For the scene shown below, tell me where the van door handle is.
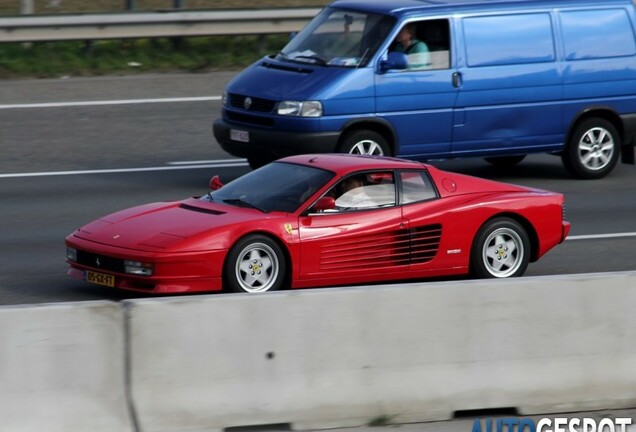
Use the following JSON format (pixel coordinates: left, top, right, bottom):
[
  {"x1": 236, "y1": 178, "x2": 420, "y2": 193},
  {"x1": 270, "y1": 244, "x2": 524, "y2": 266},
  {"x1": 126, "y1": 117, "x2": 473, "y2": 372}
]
[{"x1": 452, "y1": 72, "x2": 463, "y2": 88}]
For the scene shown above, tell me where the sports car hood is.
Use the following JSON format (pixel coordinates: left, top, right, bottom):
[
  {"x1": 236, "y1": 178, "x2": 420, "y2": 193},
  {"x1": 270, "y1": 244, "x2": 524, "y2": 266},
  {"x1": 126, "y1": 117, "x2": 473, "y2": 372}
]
[{"x1": 71, "y1": 198, "x2": 277, "y2": 252}]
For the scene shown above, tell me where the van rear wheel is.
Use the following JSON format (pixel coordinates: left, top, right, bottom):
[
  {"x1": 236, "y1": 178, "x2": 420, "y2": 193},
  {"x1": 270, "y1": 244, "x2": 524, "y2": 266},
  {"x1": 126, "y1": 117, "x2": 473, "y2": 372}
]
[
  {"x1": 339, "y1": 130, "x2": 390, "y2": 156},
  {"x1": 562, "y1": 118, "x2": 620, "y2": 179}
]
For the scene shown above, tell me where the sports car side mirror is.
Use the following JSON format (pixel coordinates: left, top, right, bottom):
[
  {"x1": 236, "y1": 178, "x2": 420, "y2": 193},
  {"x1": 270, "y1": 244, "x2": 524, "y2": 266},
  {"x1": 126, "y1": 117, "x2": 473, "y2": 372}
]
[
  {"x1": 311, "y1": 196, "x2": 336, "y2": 212},
  {"x1": 209, "y1": 175, "x2": 223, "y2": 190}
]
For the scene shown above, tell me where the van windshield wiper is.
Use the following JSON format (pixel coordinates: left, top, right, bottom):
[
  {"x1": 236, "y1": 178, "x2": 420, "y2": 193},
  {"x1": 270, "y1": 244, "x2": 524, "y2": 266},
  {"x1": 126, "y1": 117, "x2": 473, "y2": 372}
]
[
  {"x1": 293, "y1": 55, "x2": 328, "y2": 66},
  {"x1": 223, "y1": 198, "x2": 267, "y2": 213}
]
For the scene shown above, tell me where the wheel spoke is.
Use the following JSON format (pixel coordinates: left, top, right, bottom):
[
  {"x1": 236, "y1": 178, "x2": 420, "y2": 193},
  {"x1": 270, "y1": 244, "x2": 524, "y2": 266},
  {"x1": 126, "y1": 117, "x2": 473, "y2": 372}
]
[
  {"x1": 242, "y1": 272, "x2": 259, "y2": 287},
  {"x1": 581, "y1": 152, "x2": 594, "y2": 165},
  {"x1": 352, "y1": 143, "x2": 365, "y2": 154},
  {"x1": 494, "y1": 258, "x2": 506, "y2": 271},
  {"x1": 260, "y1": 256, "x2": 273, "y2": 271},
  {"x1": 597, "y1": 153, "x2": 610, "y2": 166},
  {"x1": 239, "y1": 259, "x2": 253, "y2": 274},
  {"x1": 601, "y1": 142, "x2": 614, "y2": 152},
  {"x1": 504, "y1": 239, "x2": 517, "y2": 255},
  {"x1": 500, "y1": 252, "x2": 517, "y2": 269}
]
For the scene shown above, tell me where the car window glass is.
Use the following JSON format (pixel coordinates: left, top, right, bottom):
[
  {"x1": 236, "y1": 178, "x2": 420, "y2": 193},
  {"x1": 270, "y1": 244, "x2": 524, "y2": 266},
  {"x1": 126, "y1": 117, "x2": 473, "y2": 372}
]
[
  {"x1": 279, "y1": 7, "x2": 395, "y2": 68},
  {"x1": 399, "y1": 170, "x2": 437, "y2": 204},
  {"x1": 390, "y1": 19, "x2": 451, "y2": 70},
  {"x1": 207, "y1": 162, "x2": 334, "y2": 213},
  {"x1": 324, "y1": 171, "x2": 396, "y2": 212}
]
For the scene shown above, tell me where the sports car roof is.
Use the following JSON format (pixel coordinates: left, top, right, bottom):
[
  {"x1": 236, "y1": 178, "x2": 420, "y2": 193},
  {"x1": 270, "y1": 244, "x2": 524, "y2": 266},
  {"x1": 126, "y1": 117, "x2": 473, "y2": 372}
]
[{"x1": 279, "y1": 154, "x2": 428, "y2": 173}]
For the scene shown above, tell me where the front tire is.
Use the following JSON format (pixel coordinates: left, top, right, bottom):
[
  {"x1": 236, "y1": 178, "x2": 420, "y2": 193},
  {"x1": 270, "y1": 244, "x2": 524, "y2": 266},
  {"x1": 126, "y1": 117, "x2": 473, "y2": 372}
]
[
  {"x1": 338, "y1": 130, "x2": 390, "y2": 156},
  {"x1": 471, "y1": 218, "x2": 530, "y2": 279},
  {"x1": 247, "y1": 155, "x2": 272, "y2": 170},
  {"x1": 224, "y1": 235, "x2": 286, "y2": 293},
  {"x1": 562, "y1": 118, "x2": 620, "y2": 179}
]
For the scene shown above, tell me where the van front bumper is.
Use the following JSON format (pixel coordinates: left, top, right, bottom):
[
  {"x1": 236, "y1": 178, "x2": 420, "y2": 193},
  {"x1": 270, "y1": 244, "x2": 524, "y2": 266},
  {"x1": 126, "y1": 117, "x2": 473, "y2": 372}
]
[{"x1": 213, "y1": 118, "x2": 340, "y2": 159}]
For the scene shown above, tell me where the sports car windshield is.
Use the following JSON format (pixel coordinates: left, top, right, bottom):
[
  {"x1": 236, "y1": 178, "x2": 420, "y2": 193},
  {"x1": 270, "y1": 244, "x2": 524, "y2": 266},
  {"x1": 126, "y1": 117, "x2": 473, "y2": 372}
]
[
  {"x1": 203, "y1": 162, "x2": 335, "y2": 213},
  {"x1": 276, "y1": 7, "x2": 395, "y2": 68}
]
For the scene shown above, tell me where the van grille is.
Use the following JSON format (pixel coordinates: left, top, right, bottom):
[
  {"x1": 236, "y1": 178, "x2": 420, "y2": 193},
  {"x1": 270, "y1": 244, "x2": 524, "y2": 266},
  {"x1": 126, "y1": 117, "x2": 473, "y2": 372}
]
[
  {"x1": 226, "y1": 111, "x2": 275, "y2": 127},
  {"x1": 228, "y1": 94, "x2": 276, "y2": 113}
]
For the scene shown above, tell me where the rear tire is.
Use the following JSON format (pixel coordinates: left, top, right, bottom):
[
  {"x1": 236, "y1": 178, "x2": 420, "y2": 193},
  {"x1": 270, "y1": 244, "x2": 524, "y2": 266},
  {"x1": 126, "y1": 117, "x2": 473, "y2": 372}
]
[
  {"x1": 471, "y1": 218, "x2": 530, "y2": 279},
  {"x1": 562, "y1": 118, "x2": 620, "y2": 179},
  {"x1": 338, "y1": 130, "x2": 390, "y2": 156}
]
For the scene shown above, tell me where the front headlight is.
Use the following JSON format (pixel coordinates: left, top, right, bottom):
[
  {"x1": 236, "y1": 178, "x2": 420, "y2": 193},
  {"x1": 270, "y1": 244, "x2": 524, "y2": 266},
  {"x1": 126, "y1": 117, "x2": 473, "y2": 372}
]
[
  {"x1": 66, "y1": 246, "x2": 77, "y2": 262},
  {"x1": 124, "y1": 260, "x2": 154, "y2": 276},
  {"x1": 221, "y1": 91, "x2": 228, "y2": 106},
  {"x1": 277, "y1": 100, "x2": 323, "y2": 117}
]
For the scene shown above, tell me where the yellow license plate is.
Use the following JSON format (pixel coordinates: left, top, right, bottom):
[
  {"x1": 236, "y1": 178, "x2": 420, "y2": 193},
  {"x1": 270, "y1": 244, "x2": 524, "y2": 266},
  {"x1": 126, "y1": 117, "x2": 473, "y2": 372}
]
[{"x1": 85, "y1": 270, "x2": 115, "y2": 288}]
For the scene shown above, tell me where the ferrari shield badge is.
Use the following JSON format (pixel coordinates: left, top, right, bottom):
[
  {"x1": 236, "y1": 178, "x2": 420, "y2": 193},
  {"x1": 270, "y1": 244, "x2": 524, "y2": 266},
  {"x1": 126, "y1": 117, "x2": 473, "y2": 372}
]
[{"x1": 284, "y1": 223, "x2": 293, "y2": 235}]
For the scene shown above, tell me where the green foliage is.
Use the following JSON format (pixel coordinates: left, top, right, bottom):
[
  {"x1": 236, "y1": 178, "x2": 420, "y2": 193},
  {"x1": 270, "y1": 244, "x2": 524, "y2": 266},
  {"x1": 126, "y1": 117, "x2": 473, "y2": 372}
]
[{"x1": 0, "y1": 35, "x2": 289, "y2": 78}]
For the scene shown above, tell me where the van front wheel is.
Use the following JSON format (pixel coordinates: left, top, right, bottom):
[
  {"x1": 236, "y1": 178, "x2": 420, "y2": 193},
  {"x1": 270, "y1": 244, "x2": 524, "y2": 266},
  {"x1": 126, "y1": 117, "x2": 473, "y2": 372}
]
[
  {"x1": 339, "y1": 130, "x2": 390, "y2": 156},
  {"x1": 562, "y1": 118, "x2": 620, "y2": 179}
]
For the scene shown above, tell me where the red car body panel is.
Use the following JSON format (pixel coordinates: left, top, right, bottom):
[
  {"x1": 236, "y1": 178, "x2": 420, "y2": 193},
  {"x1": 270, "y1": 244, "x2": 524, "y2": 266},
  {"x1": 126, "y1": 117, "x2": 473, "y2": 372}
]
[{"x1": 66, "y1": 154, "x2": 570, "y2": 293}]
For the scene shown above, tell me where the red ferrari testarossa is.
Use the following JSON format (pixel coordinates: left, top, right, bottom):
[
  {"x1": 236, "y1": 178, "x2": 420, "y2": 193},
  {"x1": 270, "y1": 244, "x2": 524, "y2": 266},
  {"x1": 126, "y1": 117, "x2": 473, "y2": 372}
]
[{"x1": 66, "y1": 154, "x2": 570, "y2": 294}]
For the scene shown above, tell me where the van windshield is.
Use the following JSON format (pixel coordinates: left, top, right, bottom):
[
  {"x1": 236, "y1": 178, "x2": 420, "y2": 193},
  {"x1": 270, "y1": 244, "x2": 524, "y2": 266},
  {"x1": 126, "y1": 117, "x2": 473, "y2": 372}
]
[{"x1": 277, "y1": 7, "x2": 395, "y2": 68}]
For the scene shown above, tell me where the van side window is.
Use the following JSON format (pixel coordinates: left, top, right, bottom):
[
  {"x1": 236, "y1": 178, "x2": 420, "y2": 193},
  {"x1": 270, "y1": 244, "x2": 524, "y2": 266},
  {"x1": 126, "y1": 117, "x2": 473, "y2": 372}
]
[
  {"x1": 391, "y1": 19, "x2": 451, "y2": 70},
  {"x1": 560, "y1": 9, "x2": 636, "y2": 60},
  {"x1": 463, "y1": 13, "x2": 555, "y2": 67}
]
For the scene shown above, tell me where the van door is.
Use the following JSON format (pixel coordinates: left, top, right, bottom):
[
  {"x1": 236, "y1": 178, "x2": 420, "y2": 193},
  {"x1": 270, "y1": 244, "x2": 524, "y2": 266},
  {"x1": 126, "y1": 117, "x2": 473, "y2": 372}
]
[
  {"x1": 375, "y1": 18, "x2": 458, "y2": 159},
  {"x1": 452, "y1": 12, "x2": 563, "y2": 156}
]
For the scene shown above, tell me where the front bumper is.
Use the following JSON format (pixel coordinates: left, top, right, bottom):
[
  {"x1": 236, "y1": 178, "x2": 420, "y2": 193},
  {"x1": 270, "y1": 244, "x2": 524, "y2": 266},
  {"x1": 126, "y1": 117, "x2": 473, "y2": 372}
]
[
  {"x1": 213, "y1": 118, "x2": 340, "y2": 159},
  {"x1": 66, "y1": 237, "x2": 226, "y2": 294}
]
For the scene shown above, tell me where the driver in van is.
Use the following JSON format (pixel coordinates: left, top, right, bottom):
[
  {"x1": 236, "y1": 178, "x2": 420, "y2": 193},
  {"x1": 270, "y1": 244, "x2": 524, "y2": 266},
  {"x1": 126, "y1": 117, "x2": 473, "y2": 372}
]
[{"x1": 392, "y1": 23, "x2": 430, "y2": 69}]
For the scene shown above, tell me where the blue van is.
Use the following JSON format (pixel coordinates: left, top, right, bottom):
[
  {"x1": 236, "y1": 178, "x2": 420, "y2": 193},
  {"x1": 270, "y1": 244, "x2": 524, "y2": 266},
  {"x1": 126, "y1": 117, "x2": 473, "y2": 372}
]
[{"x1": 213, "y1": 0, "x2": 636, "y2": 179}]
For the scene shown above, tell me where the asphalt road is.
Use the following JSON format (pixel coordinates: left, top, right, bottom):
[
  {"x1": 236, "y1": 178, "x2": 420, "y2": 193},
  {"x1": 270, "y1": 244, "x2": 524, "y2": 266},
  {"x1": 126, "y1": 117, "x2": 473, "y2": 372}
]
[{"x1": 1, "y1": 72, "x2": 635, "y2": 306}]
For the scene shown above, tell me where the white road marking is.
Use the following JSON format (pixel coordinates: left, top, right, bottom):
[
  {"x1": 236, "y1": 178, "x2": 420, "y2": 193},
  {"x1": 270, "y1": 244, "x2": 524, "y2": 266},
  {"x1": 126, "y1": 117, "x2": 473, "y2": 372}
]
[
  {"x1": 0, "y1": 160, "x2": 248, "y2": 178},
  {"x1": 567, "y1": 232, "x2": 636, "y2": 241},
  {"x1": 0, "y1": 96, "x2": 220, "y2": 110},
  {"x1": 167, "y1": 159, "x2": 240, "y2": 165}
]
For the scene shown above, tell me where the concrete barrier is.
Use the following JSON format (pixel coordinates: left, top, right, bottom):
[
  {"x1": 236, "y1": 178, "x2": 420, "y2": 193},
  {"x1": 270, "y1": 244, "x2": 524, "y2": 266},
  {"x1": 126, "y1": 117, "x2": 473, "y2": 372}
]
[
  {"x1": 127, "y1": 272, "x2": 636, "y2": 432},
  {"x1": 0, "y1": 301, "x2": 133, "y2": 432}
]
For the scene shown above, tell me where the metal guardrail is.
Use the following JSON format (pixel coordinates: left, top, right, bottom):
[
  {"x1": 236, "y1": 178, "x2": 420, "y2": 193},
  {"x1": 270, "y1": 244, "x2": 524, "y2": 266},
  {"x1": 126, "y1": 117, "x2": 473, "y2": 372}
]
[{"x1": 0, "y1": 8, "x2": 321, "y2": 42}]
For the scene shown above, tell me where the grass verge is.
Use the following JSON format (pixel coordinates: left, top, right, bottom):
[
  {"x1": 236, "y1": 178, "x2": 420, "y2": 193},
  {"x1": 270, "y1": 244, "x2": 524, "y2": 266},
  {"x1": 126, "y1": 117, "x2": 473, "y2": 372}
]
[{"x1": 0, "y1": 34, "x2": 289, "y2": 79}]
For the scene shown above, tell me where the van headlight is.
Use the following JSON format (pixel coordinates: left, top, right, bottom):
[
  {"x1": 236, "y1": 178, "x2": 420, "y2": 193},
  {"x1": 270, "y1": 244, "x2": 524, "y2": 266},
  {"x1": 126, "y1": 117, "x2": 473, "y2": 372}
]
[
  {"x1": 221, "y1": 91, "x2": 228, "y2": 106},
  {"x1": 277, "y1": 101, "x2": 323, "y2": 117}
]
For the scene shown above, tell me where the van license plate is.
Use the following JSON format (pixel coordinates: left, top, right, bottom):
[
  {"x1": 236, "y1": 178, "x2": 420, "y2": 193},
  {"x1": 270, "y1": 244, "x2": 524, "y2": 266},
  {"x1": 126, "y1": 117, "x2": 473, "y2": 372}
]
[
  {"x1": 85, "y1": 270, "x2": 115, "y2": 288},
  {"x1": 230, "y1": 129, "x2": 249, "y2": 143}
]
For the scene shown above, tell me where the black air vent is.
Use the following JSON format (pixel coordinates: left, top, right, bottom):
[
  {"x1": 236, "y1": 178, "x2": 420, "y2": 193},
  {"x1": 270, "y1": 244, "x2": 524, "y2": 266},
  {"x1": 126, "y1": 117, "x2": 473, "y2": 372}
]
[
  {"x1": 179, "y1": 204, "x2": 225, "y2": 215},
  {"x1": 226, "y1": 111, "x2": 275, "y2": 127},
  {"x1": 260, "y1": 61, "x2": 313, "y2": 74}
]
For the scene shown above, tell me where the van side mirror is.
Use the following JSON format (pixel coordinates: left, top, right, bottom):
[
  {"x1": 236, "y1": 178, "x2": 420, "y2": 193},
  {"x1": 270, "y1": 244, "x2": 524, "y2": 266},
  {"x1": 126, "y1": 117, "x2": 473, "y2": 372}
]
[
  {"x1": 311, "y1": 196, "x2": 336, "y2": 212},
  {"x1": 209, "y1": 175, "x2": 223, "y2": 190},
  {"x1": 380, "y1": 52, "x2": 408, "y2": 72}
]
